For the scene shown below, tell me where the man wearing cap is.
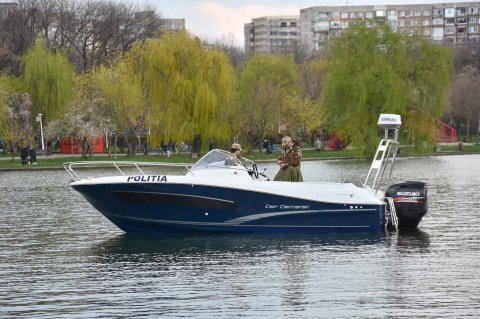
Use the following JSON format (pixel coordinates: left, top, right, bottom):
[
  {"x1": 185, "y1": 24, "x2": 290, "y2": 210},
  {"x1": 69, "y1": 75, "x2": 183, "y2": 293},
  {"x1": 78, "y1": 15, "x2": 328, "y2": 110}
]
[
  {"x1": 274, "y1": 136, "x2": 303, "y2": 182},
  {"x1": 225, "y1": 143, "x2": 242, "y2": 166}
]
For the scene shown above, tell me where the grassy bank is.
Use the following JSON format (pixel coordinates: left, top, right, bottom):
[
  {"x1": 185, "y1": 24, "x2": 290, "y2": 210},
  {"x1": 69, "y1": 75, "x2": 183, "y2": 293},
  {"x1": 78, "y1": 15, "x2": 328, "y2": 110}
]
[{"x1": 1, "y1": 143, "x2": 479, "y2": 170}]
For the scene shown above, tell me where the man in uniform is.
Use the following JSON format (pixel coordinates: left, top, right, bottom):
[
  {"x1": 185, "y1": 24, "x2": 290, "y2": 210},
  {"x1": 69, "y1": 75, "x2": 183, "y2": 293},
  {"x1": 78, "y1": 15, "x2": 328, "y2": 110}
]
[
  {"x1": 225, "y1": 143, "x2": 242, "y2": 166},
  {"x1": 274, "y1": 136, "x2": 303, "y2": 182}
]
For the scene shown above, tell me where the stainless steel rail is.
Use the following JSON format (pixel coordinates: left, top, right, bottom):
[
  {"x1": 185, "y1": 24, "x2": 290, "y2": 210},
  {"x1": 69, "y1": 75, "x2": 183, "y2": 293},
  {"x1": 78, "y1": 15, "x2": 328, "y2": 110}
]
[{"x1": 63, "y1": 161, "x2": 192, "y2": 182}]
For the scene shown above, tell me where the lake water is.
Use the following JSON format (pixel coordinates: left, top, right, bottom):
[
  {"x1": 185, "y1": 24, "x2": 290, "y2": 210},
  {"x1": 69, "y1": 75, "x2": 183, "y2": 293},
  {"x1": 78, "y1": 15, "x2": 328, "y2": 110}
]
[{"x1": 0, "y1": 154, "x2": 479, "y2": 318}]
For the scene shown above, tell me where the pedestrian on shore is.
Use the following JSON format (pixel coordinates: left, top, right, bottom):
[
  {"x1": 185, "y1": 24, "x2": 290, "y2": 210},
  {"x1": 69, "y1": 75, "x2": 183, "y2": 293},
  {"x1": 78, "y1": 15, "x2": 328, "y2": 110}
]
[
  {"x1": 47, "y1": 140, "x2": 52, "y2": 155},
  {"x1": 29, "y1": 147, "x2": 37, "y2": 165},
  {"x1": 314, "y1": 137, "x2": 323, "y2": 152},
  {"x1": 274, "y1": 136, "x2": 303, "y2": 182},
  {"x1": 20, "y1": 146, "x2": 28, "y2": 165}
]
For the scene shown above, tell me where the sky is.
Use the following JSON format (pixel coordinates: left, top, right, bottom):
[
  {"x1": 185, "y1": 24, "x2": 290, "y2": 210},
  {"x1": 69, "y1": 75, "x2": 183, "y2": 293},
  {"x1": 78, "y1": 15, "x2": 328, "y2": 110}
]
[{"x1": 130, "y1": 0, "x2": 475, "y2": 46}]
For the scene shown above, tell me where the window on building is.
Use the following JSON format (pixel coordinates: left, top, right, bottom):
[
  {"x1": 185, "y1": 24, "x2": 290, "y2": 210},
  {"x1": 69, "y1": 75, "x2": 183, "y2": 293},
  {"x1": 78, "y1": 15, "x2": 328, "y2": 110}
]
[
  {"x1": 433, "y1": 9, "x2": 443, "y2": 17},
  {"x1": 469, "y1": 35, "x2": 480, "y2": 43},
  {"x1": 470, "y1": 17, "x2": 478, "y2": 24},
  {"x1": 456, "y1": 8, "x2": 466, "y2": 16},
  {"x1": 457, "y1": 17, "x2": 467, "y2": 24},
  {"x1": 366, "y1": 12, "x2": 374, "y2": 19},
  {"x1": 444, "y1": 8, "x2": 455, "y2": 18},
  {"x1": 290, "y1": 22, "x2": 297, "y2": 27},
  {"x1": 350, "y1": 12, "x2": 357, "y2": 19},
  {"x1": 358, "y1": 12, "x2": 364, "y2": 18},
  {"x1": 414, "y1": 10, "x2": 421, "y2": 16},
  {"x1": 280, "y1": 22, "x2": 287, "y2": 27},
  {"x1": 423, "y1": 20, "x2": 430, "y2": 26},
  {"x1": 270, "y1": 31, "x2": 278, "y2": 36},
  {"x1": 389, "y1": 20, "x2": 397, "y2": 28},
  {"x1": 330, "y1": 21, "x2": 341, "y2": 29},
  {"x1": 423, "y1": 10, "x2": 431, "y2": 16},
  {"x1": 341, "y1": 21, "x2": 349, "y2": 29},
  {"x1": 469, "y1": 26, "x2": 478, "y2": 33},
  {"x1": 445, "y1": 26, "x2": 455, "y2": 34},
  {"x1": 424, "y1": 28, "x2": 431, "y2": 36},
  {"x1": 388, "y1": 10, "x2": 397, "y2": 17},
  {"x1": 445, "y1": 18, "x2": 455, "y2": 25},
  {"x1": 332, "y1": 12, "x2": 340, "y2": 18},
  {"x1": 341, "y1": 12, "x2": 348, "y2": 19},
  {"x1": 433, "y1": 18, "x2": 444, "y2": 25},
  {"x1": 398, "y1": 20, "x2": 405, "y2": 28},
  {"x1": 468, "y1": 7, "x2": 479, "y2": 15},
  {"x1": 376, "y1": 10, "x2": 385, "y2": 17},
  {"x1": 399, "y1": 11, "x2": 406, "y2": 17}
]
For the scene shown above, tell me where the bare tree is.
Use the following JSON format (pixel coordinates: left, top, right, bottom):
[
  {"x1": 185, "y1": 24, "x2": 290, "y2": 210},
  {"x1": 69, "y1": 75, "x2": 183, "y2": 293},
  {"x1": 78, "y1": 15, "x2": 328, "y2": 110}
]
[
  {"x1": 447, "y1": 66, "x2": 480, "y2": 143},
  {"x1": 210, "y1": 34, "x2": 246, "y2": 70},
  {"x1": 0, "y1": 0, "x2": 163, "y2": 73}
]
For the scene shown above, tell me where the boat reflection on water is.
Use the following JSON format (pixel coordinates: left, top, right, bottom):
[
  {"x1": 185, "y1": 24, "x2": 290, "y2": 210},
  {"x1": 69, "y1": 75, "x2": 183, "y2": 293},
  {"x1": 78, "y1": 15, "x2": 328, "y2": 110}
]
[
  {"x1": 88, "y1": 230, "x2": 430, "y2": 263},
  {"x1": 386, "y1": 229, "x2": 431, "y2": 252}
]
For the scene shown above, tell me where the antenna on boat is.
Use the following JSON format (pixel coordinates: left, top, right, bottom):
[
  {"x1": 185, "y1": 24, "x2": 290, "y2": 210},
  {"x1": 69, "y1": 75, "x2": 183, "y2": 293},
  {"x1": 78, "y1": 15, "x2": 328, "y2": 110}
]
[{"x1": 363, "y1": 114, "x2": 401, "y2": 196}]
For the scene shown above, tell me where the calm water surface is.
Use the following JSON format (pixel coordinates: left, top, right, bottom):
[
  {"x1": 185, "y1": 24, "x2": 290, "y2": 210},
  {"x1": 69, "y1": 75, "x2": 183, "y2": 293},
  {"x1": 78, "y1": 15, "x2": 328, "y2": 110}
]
[{"x1": 0, "y1": 154, "x2": 479, "y2": 318}]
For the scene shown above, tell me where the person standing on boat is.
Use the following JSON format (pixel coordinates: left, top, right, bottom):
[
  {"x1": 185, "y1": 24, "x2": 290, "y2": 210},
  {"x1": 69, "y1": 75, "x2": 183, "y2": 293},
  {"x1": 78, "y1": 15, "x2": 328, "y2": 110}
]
[
  {"x1": 225, "y1": 143, "x2": 242, "y2": 166},
  {"x1": 274, "y1": 136, "x2": 303, "y2": 182}
]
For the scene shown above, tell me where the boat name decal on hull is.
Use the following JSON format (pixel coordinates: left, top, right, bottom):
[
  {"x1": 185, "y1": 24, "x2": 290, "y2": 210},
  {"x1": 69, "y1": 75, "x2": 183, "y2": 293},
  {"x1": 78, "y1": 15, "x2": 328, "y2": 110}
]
[
  {"x1": 127, "y1": 175, "x2": 167, "y2": 182},
  {"x1": 265, "y1": 204, "x2": 310, "y2": 209}
]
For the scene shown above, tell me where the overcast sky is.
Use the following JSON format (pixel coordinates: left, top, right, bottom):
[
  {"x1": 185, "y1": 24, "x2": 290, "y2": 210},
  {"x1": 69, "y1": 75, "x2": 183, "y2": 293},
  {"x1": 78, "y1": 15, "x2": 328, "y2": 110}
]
[{"x1": 130, "y1": 0, "x2": 475, "y2": 46}]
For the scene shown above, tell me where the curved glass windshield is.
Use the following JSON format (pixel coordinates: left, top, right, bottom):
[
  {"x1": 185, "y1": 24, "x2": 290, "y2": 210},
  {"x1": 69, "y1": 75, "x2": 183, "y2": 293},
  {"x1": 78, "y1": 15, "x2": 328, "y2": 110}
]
[{"x1": 191, "y1": 149, "x2": 255, "y2": 170}]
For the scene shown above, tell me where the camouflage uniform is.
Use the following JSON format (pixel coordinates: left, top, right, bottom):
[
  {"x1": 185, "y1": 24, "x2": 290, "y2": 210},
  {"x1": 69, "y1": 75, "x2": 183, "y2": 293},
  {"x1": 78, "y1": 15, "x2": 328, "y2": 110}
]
[
  {"x1": 274, "y1": 145, "x2": 303, "y2": 182},
  {"x1": 225, "y1": 155, "x2": 240, "y2": 166}
]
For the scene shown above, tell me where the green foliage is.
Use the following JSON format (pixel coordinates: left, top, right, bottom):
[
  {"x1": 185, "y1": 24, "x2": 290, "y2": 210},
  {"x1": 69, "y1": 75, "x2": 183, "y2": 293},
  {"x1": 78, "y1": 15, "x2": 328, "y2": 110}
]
[
  {"x1": 79, "y1": 58, "x2": 145, "y2": 135},
  {"x1": 0, "y1": 74, "x2": 33, "y2": 147},
  {"x1": 21, "y1": 39, "x2": 75, "y2": 124},
  {"x1": 322, "y1": 25, "x2": 453, "y2": 155},
  {"x1": 130, "y1": 32, "x2": 237, "y2": 147},
  {"x1": 282, "y1": 94, "x2": 322, "y2": 137},
  {"x1": 238, "y1": 53, "x2": 300, "y2": 149}
]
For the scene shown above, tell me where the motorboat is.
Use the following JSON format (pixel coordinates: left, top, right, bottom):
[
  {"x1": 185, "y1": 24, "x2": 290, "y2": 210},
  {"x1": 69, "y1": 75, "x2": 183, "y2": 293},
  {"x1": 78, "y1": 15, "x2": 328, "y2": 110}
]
[{"x1": 64, "y1": 114, "x2": 428, "y2": 234}]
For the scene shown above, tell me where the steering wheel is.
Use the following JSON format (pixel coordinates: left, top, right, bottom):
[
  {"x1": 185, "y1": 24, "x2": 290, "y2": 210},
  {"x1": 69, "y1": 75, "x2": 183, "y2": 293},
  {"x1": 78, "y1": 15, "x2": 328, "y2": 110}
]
[{"x1": 251, "y1": 163, "x2": 259, "y2": 179}]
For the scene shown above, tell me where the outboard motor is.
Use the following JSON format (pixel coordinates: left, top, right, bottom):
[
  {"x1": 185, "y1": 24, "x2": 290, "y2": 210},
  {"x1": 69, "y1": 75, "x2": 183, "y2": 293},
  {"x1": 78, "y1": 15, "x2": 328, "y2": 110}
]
[{"x1": 385, "y1": 181, "x2": 428, "y2": 229}]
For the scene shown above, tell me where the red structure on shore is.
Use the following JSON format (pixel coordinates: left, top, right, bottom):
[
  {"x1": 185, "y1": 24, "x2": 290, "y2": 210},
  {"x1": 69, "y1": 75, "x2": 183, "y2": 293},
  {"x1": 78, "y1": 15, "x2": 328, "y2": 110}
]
[{"x1": 59, "y1": 136, "x2": 105, "y2": 154}]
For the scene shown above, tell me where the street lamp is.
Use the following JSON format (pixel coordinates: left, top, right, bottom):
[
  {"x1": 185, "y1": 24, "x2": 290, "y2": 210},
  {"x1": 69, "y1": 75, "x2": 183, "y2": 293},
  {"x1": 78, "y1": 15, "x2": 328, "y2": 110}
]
[{"x1": 36, "y1": 113, "x2": 45, "y2": 151}]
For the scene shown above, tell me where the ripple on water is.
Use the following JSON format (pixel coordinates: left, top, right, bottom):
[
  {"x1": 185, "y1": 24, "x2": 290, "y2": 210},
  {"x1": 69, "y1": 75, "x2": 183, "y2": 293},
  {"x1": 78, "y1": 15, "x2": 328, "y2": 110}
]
[{"x1": 0, "y1": 155, "x2": 479, "y2": 318}]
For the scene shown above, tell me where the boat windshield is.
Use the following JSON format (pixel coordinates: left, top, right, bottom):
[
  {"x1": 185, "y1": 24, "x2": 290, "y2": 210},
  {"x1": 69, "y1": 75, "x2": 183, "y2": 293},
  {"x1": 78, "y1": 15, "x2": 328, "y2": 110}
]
[{"x1": 191, "y1": 149, "x2": 255, "y2": 170}]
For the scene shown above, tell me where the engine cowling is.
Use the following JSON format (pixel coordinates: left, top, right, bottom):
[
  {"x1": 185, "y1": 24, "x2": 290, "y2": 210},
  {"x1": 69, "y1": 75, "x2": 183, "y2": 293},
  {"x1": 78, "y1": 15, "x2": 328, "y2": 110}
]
[{"x1": 385, "y1": 181, "x2": 428, "y2": 229}]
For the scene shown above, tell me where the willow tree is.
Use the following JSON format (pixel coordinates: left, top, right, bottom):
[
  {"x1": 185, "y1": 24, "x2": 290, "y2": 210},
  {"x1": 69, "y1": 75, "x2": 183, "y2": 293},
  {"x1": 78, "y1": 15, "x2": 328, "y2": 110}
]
[
  {"x1": 322, "y1": 24, "x2": 452, "y2": 155},
  {"x1": 77, "y1": 58, "x2": 146, "y2": 157},
  {"x1": 21, "y1": 39, "x2": 75, "y2": 124},
  {"x1": 129, "y1": 31, "x2": 237, "y2": 151},
  {"x1": 238, "y1": 53, "x2": 300, "y2": 151}
]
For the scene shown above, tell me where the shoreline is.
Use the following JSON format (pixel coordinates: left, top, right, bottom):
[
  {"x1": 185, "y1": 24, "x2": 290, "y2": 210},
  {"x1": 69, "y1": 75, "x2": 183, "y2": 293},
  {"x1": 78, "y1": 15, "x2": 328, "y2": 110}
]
[{"x1": 1, "y1": 150, "x2": 479, "y2": 172}]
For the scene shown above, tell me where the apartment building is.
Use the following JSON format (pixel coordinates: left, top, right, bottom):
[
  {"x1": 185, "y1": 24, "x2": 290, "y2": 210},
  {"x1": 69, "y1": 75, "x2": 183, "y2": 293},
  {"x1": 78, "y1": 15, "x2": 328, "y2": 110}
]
[
  {"x1": 244, "y1": 16, "x2": 300, "y2": 55},
  {"x1": 245, "y1": 2, "x2": 480, "y2": 53}
]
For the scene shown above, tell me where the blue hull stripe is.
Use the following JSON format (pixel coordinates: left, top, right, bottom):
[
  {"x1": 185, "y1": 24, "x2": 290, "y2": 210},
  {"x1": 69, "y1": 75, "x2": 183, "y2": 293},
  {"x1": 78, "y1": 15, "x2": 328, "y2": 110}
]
[
  {"x1": 103, "y1": 211, "x2": 372, "y2": 228},
  {"x1": 226, "y1": 209, "x2": 376, "y2": 224}
]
